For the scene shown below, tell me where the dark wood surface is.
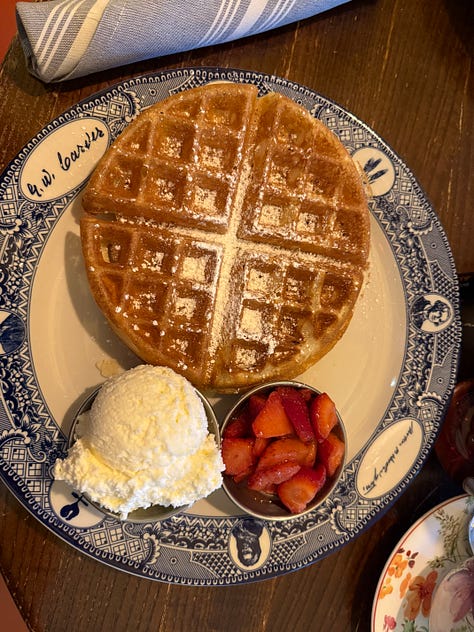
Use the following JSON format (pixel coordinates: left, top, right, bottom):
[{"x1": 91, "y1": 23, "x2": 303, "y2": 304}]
[{"x1": 0, "y1": 0, "x2": 472, "y2": 630}]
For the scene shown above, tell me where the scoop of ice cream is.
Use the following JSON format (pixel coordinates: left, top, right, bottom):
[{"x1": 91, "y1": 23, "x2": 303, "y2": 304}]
[
  {"x1": 53, "y1": 365, "x2": 224, "y2": 518},
  {"x1": 85, "y1": 364, "x2": 208, "y2": 473}
]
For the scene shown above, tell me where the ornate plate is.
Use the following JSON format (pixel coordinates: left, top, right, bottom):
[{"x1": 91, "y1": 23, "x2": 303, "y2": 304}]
[
  {"x1": 371, "y1": 494, "x2": 474, "y2": 630},
  {"x1": 0, "y1": 68, "x2": 461, "y2": 584}
]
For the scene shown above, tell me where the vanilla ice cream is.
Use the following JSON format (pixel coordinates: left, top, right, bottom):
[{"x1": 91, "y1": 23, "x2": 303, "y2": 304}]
[{"x1": 53, "y1": 365, "x2": 224, "y2": 518}]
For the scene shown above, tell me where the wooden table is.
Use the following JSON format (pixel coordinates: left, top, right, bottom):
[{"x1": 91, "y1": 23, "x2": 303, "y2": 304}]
[{"x1": 0, "y1": 0, "x2": 472, "y2": 630}]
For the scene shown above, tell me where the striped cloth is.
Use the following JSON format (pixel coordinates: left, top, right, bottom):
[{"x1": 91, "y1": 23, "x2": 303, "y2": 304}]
[{"x1": 16, "y1": 0, "x2": 349, "y2": 83}]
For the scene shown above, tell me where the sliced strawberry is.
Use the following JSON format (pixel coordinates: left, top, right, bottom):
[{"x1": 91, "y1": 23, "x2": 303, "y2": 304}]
[
  {"x1": 318, "y1": 432, "x2": 345, "y2": 477},
  {"x1": 253, "y1": 436, "x2": 270, "y2": 459},
  {"x1": 256, "y1": 437, "x2": 316, "y2": 471},
  {"x1": 299, "y1": 388, "x2": 314, "y2": 402},
  {"x1": 310, "y1": 392, "x2": 338, "y2": 442},
  {"x1": 277, "y1": 463, "x2": 327, "y2": 514},
  {"x1": 260, "y1": 482, "x2": 278, "y2": 495},
  {"x1": 247, "y1": 461, "x2": 301, "y2": 491},
  {"x1": 252, "y1": 390, "x2": 294, "y2": 438},
  {"x1": 222, "y1": 410, "x2": 252, "y2": 438},
  {"x1": 277, "y1": 386, "x2": 315, "y2": 443},
  {"x1": 248, "y1": 393, "x2": 267, "y2": 420},
  {"x1": 233, "y1": 468, "x2": 253, "y2": 484},
  {"x1": 221, "y1": 437, "x2": 255, "y2": 477},
  {"x1": 304, "y1": 440, "x2": 317, "y2": 467}
]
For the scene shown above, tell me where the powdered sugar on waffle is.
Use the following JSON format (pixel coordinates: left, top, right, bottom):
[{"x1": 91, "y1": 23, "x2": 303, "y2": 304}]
[{"x1": 80, "y1": 84, "x2": 370, "y2": 391}]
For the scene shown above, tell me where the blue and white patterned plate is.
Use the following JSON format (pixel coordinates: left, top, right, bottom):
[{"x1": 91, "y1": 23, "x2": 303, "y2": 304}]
[{"x1": 0, "y1": 68, "x2": 461, "y2": 585}]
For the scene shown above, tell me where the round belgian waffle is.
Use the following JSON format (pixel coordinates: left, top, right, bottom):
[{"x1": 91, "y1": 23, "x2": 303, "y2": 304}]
[{"x1": 80, "y1": 83, "x2": 370, "y2": 392}]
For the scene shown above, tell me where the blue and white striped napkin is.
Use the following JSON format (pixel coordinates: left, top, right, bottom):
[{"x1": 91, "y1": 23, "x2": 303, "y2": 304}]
[{"x1": 16, "y1": 0, "x2": 349, "y2": 83}]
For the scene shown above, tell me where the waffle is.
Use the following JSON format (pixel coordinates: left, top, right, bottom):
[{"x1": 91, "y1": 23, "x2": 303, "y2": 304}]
[{"x1": 80, "y1": 83, "x2": 370, "y2": 392}]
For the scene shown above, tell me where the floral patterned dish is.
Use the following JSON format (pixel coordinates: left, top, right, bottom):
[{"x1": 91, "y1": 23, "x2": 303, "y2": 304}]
[{"x1": 372, "y1": 494, "x2": 474, "y2": 631}]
